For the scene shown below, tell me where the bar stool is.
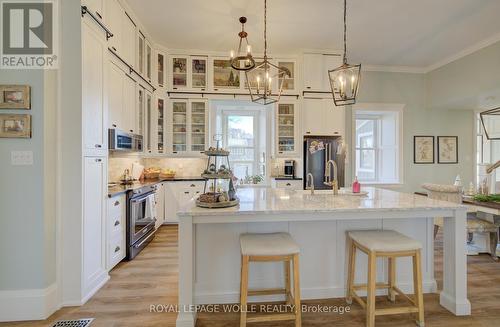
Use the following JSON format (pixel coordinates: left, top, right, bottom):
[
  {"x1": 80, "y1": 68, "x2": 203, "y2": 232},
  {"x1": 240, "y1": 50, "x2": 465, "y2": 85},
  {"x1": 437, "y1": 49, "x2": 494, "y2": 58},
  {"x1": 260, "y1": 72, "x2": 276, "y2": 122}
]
[
  {"x1": 346, "y1": 230, "x2": 425, "y2": 327},
  {"x1": 239, "y1": 232, "x2": 301, "y2": 327}
]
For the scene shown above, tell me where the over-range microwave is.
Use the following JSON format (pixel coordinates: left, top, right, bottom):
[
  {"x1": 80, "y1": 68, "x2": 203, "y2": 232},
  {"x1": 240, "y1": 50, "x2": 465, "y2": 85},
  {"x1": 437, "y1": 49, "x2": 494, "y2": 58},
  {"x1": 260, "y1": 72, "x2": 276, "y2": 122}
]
[{"x1": 109, "y1": 129, "x2": 143, "y2": 152}]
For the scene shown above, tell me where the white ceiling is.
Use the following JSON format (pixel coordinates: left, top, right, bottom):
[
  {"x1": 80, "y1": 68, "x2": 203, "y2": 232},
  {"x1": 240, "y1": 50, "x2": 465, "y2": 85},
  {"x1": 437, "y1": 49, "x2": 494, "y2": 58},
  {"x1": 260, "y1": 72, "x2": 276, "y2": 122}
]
[{"x1": 127, "y1": 0, "x2": 500, "y2": 71}]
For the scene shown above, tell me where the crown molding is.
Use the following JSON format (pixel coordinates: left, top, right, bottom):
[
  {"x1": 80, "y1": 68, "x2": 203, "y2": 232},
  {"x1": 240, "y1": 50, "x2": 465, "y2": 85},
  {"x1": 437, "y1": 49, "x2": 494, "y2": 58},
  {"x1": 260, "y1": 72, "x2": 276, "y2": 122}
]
[
  {"x1": 424, "y1": 31, "x2": 500, "y2": 73},
  {"x1": 362, "y1": 65, "x2": 426, "y2": 74}
]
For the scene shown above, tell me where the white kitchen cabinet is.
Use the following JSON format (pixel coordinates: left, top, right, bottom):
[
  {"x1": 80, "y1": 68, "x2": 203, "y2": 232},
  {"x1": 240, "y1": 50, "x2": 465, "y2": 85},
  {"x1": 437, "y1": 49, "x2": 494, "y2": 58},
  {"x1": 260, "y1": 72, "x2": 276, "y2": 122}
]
[
  {"x1": 83, "y1": 157, "x2": 107, "y2": 293},
  {"x1": 275, "y1": 102, "x2": 299, "y2": 156},
  {"x1": 121, "y1": 11, "x2": 136, "y2": 68},
  {"x1": 169, "y1": 99, "x2": 208, "y2": 155},
  {"x1": 149, "y1": 96, "x2": 166, "y2": 154},
  {"x1": 170, "y1": 56, "x2": 208, "y2": 90},
  {"x1": 322, "y1": 54, "x2": 342, "y2": 91},
  {"x1": 303, "y1": 53, "x2": 324, "y2": 91},
  {"x1": 106, "y1": 193, "x2": 126, "y2": 270},
  {"x1": 105, "y1": 0, "x2": 122, "y2": 55},
  {"x1": 82, "y1": 21, "x2": 107, "y2": 154},
  {"x1": 136, "y1": 85, "x2": 145, "y2": 136},
  {"x1": 108, "y1": 61, "x2": 137, "y2": 133},
  {"x1": 211, "y1": 57, "x2": 243, "y2": 91},
  {"x1": 164, "y1": 181, "x2": 204, "y2": 223},
  {"x1": 145, "y1": 39, "x2": 153, "y2": 83},
  {"x1": 145, "y1": 90, "x2": 153, "y2": 153},
  {"x1": 272, "y1": 179, "x2": 303, "y2": 190},
  {"x1": 303, "y1": 99, "x2": 345, "y2": 136},
  {"x1": 277, "y1": 60, "x2": 296, "y2": 92},
  {"x1": 156, "y1": 50, "x2": 166, "y2": 88},
  {"x1": 155, "y1": 182, "x2": 165, "y2": 229}
]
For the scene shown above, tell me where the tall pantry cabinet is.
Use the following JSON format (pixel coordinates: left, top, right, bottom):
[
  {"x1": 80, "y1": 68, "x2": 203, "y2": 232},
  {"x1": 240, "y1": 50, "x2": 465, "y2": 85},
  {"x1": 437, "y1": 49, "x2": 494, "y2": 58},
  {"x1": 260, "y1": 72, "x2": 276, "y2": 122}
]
[{"x1": 81, "y1": 13, "x2": 108, "y2": 298}]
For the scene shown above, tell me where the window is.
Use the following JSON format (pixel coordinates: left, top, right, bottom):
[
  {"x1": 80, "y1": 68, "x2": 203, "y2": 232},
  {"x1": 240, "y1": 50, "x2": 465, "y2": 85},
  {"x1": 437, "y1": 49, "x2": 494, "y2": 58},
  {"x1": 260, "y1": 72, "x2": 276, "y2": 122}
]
[{"x1": 353, "y1": 106, "x2": 402, "y2": 184}]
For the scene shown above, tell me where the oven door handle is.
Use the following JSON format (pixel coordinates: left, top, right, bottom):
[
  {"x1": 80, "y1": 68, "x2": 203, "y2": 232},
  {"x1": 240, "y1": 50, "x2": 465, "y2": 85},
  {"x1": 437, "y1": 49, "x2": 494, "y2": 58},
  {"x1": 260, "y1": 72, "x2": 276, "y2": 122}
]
[
  {"x1": 130, "y1": 193, "x2": 154, "y2": 203},
  {"x1": 134, "y1": 231, "x2": 155, "y2": 249}
]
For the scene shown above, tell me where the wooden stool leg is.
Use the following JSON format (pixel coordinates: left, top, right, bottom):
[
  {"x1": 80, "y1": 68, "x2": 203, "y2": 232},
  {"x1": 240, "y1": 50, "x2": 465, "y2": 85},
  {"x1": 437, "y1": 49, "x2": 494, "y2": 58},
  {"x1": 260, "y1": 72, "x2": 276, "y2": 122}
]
[
  {"x1": 293, "y1": 254, "x2": 302, "y2": 327},
  {"x1": 489, "y1": 231, "x2": 498, "y2": 261},
  {"x1": 366, "y1": 252, "x2": 377, "y2": 327},
  {"x1": 388, "y1": 256, "x2": 396, "y2": 302},
  {"x1": 284, "y1": 259, "x2": 292, "y2": 304},
  {"x1": 240, "y1": 255, "x2": 249, "y2": 327},
  {"x1": 413, "y1": 250, "x2": 425, "y2": 327},
  {"x1": 346, "y1": 239, "x2": 356, "y2": 305}
]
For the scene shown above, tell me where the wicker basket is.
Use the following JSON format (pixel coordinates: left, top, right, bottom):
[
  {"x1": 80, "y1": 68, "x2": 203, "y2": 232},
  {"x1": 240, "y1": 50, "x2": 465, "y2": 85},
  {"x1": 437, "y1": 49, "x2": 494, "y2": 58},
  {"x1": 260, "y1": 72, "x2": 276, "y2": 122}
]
[
  {"x1": 159, "y1": 173, "x2": 176, "y2": 179},
  {"x1": 144, "y1": 172, "x2": 160, "y2": 179}
]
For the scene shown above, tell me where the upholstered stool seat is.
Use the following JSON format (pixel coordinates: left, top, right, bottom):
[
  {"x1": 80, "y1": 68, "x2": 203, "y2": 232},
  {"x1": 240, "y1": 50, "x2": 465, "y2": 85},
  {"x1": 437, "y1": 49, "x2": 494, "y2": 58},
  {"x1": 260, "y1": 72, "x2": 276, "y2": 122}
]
[
  {"x1": 346, "y1": 230, "x2": 425, "y2": 327},
  {"x1": 239, "y1": 232, "x2": 302, "y2": 327},
  {"x1": 348, "y1": 230, "x2": 422, "y2": 252},
  {"x1": 240, "y1": 232, "x2": 301, "y2": 256}
]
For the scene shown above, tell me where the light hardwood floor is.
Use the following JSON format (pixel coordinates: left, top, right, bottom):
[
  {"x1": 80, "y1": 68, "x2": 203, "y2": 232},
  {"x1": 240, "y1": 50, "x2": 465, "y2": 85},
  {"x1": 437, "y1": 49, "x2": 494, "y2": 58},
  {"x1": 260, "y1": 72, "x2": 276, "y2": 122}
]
[{"x1": 3, "y1": 226, "x2": 500, "y2": 327}]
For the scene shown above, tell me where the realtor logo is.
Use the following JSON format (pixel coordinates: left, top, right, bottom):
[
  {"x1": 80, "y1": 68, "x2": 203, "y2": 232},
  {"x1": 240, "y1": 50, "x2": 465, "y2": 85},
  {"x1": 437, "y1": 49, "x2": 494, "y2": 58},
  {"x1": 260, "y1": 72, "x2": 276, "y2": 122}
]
[{"x1": 1, "y1": 0, "x2": 58, "y2": 69}]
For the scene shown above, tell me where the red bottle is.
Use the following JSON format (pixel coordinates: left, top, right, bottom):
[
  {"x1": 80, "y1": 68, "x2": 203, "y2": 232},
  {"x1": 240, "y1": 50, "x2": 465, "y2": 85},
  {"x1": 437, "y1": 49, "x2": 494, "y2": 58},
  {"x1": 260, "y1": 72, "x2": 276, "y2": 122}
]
[{"x1": 352, "y1": 176, "x2": 360, "y2": 193}]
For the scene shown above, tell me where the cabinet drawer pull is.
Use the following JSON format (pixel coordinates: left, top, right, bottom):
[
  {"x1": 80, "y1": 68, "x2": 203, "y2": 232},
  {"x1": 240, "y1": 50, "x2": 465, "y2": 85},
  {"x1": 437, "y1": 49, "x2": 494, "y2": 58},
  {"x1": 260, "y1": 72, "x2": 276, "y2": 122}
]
[
  {"x1": 306, "y1": 86, "x2": 311, "y2": 89},
  {"x1": 190, "y1": 184, "x2": 196, "y2": 187},
  {"x1": 114, "y1": 200, "x2": 120, "y2": 206},
  {"x1": 114, "y1": 220, "x2": 120, "y2": 226},
  {"x1": 184, "y1": 191, "x2": 190, "y2": 194},
  {"x1": 112, "y1": 124, "x2": 117, "y2": 127},
  {"x1": 95, "y1": 144, "x2": 102, "y2": 148},
  {"x1": 114, "y1": 246, "x2": 120, "y2": 253},
  {"x1": 286, "y1": 183, "x2": 291, "y2": 186},
  {"x1": 306, "y1": 131, "x2": 311, "y2": 134},
  {"x1": 95, "y1": 158, "x2": 102, "y2": 162}
]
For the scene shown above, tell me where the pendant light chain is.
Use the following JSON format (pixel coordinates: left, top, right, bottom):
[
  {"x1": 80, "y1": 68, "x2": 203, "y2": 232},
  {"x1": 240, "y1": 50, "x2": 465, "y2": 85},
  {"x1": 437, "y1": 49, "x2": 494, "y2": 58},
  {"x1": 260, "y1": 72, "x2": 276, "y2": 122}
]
[
  {"x1": 264, "y1": 0, "x2": 268, "y2": 59},
  {"x1": 343, "y1": 0, "x2": 347, "y2": 64}
]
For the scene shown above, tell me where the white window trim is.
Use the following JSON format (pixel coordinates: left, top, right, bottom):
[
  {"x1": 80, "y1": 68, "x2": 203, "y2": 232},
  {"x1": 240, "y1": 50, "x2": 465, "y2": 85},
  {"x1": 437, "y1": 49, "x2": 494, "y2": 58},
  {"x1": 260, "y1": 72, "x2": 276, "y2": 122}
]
[{"x1": 351, "y1": 103, "x2": 404, "y2": 185}]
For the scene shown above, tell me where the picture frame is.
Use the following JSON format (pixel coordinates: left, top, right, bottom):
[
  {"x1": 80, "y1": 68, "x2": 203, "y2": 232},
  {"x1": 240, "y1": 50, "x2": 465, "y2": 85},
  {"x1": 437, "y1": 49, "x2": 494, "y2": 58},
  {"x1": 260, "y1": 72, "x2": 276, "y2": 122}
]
[
  {"x1": 0, "y1": 114, "x2": 31, "y2": 138},
  {"x1": 414, "y1": 136, "x2": 434, "y2": 164},
  {"x1": 0, "y1": 85, "x2": 31, "y2": 110},
  {"x1": 437, "y1": 136, "x2": 458, "y2": 164}
]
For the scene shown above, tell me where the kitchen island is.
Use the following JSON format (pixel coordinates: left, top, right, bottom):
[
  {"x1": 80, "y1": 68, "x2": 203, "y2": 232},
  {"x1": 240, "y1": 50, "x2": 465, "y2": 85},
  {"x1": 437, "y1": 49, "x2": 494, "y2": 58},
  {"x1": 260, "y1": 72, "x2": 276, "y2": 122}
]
[{"x1": 176, "y1": 187, "x2": 470, "y2": 327}]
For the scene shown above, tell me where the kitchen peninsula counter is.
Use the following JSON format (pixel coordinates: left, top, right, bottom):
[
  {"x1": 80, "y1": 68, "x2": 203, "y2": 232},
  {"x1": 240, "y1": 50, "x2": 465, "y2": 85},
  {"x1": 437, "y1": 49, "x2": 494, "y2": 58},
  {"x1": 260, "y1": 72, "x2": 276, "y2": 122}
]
[{"x1": 176, "y1": 187, "x2": 470, "y2": 327}]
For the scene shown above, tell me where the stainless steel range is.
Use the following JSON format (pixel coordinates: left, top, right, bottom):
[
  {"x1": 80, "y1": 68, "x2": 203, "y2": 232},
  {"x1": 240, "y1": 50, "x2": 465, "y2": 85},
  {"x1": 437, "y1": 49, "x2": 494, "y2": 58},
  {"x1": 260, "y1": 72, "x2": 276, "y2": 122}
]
[{"x1": 126, "y1": 184, "x2": 157, "y2": 259}]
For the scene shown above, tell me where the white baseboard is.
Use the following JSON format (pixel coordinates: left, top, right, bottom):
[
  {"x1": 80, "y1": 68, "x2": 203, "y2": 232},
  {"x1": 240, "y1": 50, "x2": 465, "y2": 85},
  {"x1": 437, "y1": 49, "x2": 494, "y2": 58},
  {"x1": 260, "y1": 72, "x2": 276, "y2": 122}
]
[
  {"x1": 0, "y1": 283, "x2": 60, "y2": 322},
  {"x1": 195, "y1": 280, "x2": 437, "y2": 304}
]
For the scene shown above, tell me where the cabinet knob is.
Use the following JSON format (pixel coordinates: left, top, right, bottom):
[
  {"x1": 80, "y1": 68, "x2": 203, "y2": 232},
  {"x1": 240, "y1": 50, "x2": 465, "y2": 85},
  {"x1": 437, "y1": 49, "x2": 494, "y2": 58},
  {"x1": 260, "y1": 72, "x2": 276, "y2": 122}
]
[
  {"x1": 114, "y1": 200, "x2": 120, "y2": 206},
  {"x1": 286, "y1": 183, "x2": 291, "y2": 186},
  {"x1": 112, "y1": 124, "x2": 117, "y2": 128},
  {"x1": 114, "y1": 246, "x2": 120, "y2": 253},
  {"x1": 95, "y1": 158, "x2": 102, "y2": 162},
  {"x1": 190, "y1": 184, "x2": 196, "y2": 187},
  {"x1": 95, "y1": 144, "x2": 102, "y2": 148},
  {"x1": 114, "y1": 220, "x2": 120, "y2": 226},
  {"x1": 306, "y1": 86, "x2": 311, "y2": 89},
  {"x1": 130, "y1": 130, "x2": 134, "y2": 133}
]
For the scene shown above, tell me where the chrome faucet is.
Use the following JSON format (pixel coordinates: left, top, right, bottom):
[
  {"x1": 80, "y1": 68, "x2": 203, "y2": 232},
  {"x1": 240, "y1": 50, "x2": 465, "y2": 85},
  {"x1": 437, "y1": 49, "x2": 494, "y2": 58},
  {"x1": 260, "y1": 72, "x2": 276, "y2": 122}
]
[
  {"x1": 306, "y1": 173, "x2": 315, "y2": 195},
  {"x1": 324, "y1": 160, "x2": 339, "y2": 195}
]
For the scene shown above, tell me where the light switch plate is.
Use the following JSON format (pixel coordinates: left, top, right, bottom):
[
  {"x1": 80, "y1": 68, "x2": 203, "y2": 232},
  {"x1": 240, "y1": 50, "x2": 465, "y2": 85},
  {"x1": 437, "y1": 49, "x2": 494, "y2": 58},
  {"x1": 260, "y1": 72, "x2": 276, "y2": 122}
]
[{"x1": 11, "y1": 151, "x2": 33, "y2": 165}]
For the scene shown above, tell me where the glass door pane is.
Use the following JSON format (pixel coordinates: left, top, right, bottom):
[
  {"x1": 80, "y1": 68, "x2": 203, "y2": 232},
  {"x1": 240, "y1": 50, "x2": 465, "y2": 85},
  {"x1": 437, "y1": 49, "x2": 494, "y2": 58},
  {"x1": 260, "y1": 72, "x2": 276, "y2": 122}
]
[
  {"x1": 191, "y1": 102, "x2": 206, "y2": 152},
  {"x1": 278, "y1": 104, "x2": 295, "y2": 153},
  {"x1": 172, "y1": 101, "x2": 187, "y2": 153},
  {"x1": 172, "y1": 58, "x2": 187, "y2": 88},
  {"x1": 137, "y1": 87, "x2": 144, "y2": 136},
  {"x1": 157, "y1": 98, "x2": 164, "y2": 153},
  {"x1": 146, "y1": 92, "x2": 152, "y2": 152},
  {"x1": 213, "y1": 59, "x2": 240, "y2": 88},
  {"x1": 192, "y1": 58, "x2": 206, "y2": 88},
  {"x1": 138, "y1": 34, "x2": 144, "y2": 75},
  {"x1": 157, "y1": 53, "x2": 164, "y2": 87},
  {"x1": 146, "y1": 42, "x2": 152, "y2": 81},
  {"x1": 278, "y1": 61, "x2": 295, "y2": 90}
]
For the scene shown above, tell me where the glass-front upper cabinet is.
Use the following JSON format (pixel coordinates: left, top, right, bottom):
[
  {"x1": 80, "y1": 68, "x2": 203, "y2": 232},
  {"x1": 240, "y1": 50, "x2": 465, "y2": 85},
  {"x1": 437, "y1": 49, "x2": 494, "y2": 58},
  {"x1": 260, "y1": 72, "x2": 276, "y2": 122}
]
[
  {"x1": 157, "y1": 51, "x2": 165, "y2": 88},
  {"x1": 145, "y1": 40, "x2": 152, "y2": 82},
  {"x1": 136, "y1": 86, "x2": 144, "y2": 137},
  {"x1": 212, "y1": 58, "x2": 240, "y2": 90},
  {"x1": 276, "y1": 102, "x2": 297, "y2": 156},
  {"x1": 171, "y1": 100, "x2": 188, "y2": 153},
  {"x1": 191, "y1": 57, "x2": 207, "y2": 90},
  {"x1": 190, "y1": 101, "x2": 207, "y2": 152},
  {"x1": 137, "y1": 31, "x2": 145, "y2": 76},
  {"x1": 157, "y1": 97, "x2": 165, "y2": 153},
  {"x1": 171, "y1": 56, "x2": 188, "y2": 89},
  {"x1": 277, "y1": 60, "x2": 296, "y2": 92},
  {"x1": 145, "y1": 91, "x2": 153, "y2": 153}
]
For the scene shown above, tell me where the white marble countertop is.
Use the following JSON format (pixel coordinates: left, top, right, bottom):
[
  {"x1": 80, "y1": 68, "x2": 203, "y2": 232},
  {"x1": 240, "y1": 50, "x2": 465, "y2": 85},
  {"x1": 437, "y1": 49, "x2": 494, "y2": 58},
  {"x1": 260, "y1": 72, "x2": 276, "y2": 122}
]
[{"x1": 178, "y1": 187, "x2": 466, "y2": 217}]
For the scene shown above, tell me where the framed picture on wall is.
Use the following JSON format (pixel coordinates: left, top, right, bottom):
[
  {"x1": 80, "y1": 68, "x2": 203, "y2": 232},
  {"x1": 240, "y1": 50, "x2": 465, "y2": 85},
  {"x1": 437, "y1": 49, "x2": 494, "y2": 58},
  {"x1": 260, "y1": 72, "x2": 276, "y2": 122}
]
[
  {"x1": 437, "y1": 136, "x2": 458, "y2": 164},
  {"x1": 0, "y1": 114, "x2": 31, "y2": 138},
  {"x1": 414, "y1": 136, "x2": 434, "y2": 164},
  {"x1": 0, "y1": 85, "x2": 31, "y2": 110}
]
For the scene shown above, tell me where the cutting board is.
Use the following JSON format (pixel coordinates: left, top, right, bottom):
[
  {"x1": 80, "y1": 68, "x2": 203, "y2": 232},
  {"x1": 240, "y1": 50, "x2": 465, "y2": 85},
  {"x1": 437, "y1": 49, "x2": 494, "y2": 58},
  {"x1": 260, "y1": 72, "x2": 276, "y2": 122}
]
[{"x1": 131, "y1": 163, "x2": 144, "y2": 180}]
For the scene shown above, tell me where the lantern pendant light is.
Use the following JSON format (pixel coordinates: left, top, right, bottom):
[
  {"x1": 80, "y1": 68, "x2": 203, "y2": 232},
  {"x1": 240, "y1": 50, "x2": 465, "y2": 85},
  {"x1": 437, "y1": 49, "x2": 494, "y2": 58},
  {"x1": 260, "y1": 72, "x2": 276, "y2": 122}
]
[
  {"x1": 230, "y1": 17, "x2": 256, "y2": 71},
  {"x1": 480, "y1": 107, "x2": 500, "y2": 140},
  {"x1": 245, "y1": 0, "x2": 290, "y2": 105},
  {"x1": 328, "y1": 0, "x2": 361, "y2": 106}
]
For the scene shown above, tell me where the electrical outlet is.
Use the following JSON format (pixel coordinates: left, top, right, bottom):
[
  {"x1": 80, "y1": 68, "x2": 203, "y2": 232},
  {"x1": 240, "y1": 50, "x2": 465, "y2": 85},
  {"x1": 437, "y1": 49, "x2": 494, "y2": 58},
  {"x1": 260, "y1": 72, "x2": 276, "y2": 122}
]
[{"x1": 11, "y1": 151, "x2": 33, "y2": 166}]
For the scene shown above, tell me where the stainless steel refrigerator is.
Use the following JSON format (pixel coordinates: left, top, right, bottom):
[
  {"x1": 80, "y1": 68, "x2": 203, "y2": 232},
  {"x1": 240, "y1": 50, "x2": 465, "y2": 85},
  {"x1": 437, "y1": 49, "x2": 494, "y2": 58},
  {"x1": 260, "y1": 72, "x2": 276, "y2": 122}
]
[{"x1": 303, "y1": 136, "x2": 345, "y2": 190}]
